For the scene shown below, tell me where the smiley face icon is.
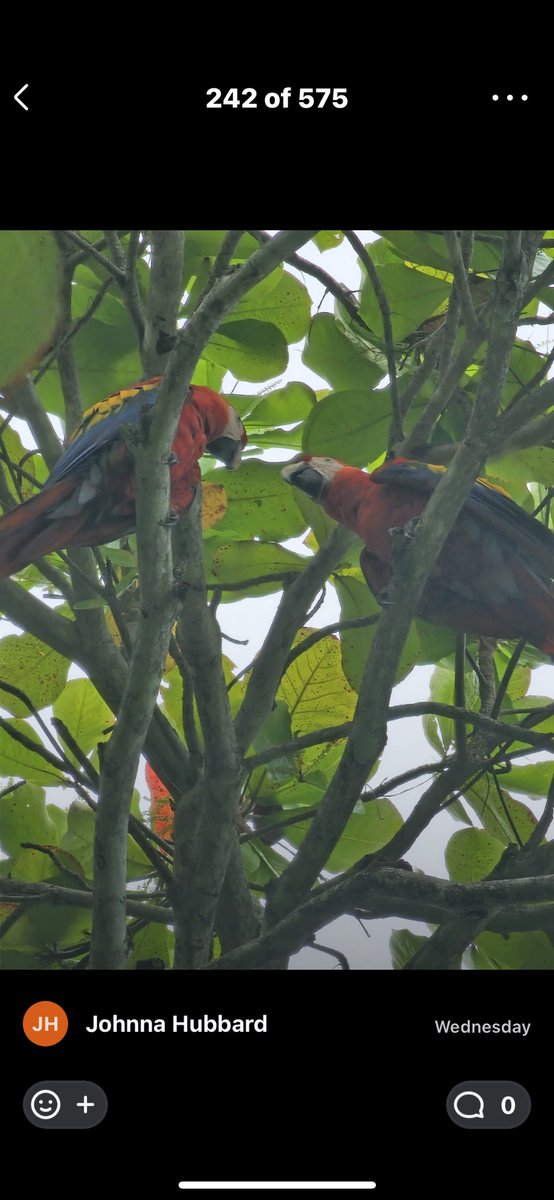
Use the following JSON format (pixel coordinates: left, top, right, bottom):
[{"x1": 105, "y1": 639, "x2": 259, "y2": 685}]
[{"x1": 30, "y1": 1089, "x2": 61, "y2": 1120}]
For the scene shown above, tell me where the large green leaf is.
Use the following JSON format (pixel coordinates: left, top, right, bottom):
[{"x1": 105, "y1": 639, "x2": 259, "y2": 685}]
[
  {"x1": 390, "y1": 929, "x2": 432, "y2": 970},
  {"x1": 359, "y1": 263, "x2": 451, "y2": 342},
  {"x1": 489, "y1": 447, "x2": 554, "y2": 492},
  {"x1": 203, "y1": 459, "x2": 308, "y2": 542},
  {"x1": 127, "y1": 923, "x2": 173, "y2": 969},
  {"x1": 0, "y1": 633, "x2": 68, "y2": 716},
  {"x1": 241, "y1": 840, "x2": 289, "y2": 885},
  {"x1": 377, "y1": 230, "x2": 504, "y2": 274},
  {"x1": 285, "y1": 796, "x2": 402, "y2": 870},
  {"x1": 502, "y1": 762, "x2": 553, "y2": 798},
  {"x1": 462, "y1": 779, "x2": 538, "y2": 847},
  {"x1": 325, "y1": 798, "x2": 403, "y2": 870},
  {"x1": 246, "y1": 382, "x2": 316, "y2": 428},
  {"x1": 423, "y1": 658, "x2": 480, "y2": 755},
  {"x1": 0, "y1": 720, "x2": 65, "y2": 786},
  {"x1": 302, "y1": 389, "x2": 390, "y2": 465},
  {"x1": 301, "y1": 383, "x2": 428, "y2": 466},
  {"x1": 445, "y1": 828, "x2": 504, "y2": 882},
  {"x1": 473, "y1": 930, "x2": 554, "y2": 970},
  {"x1": 61, "y1": 801, "x2": 151, "y2": 881},
  {"x1": 204, "y1": 537, "x2": 305, "y2": 599},
  {"x1": 52, "y1": 679, "x2": 113, "y2": 758},
  {"x1": 278, "y1": 629, "x2": 358, "y2": 738},
  {"x1": 302, "y1": 313, "x2": 385, "y2": 391},
  {"x1": 0, "y1": 783, "x2": 58, "y2": 856},
  {"x1": 312, "y1": 232, "x2": 344, "y2": 251},
  {"x1": 182, "y1": 231, "x2": 258, "y2": 286},
  {"x1": 203, "y1": 319, "x2": 288, "y2": 381},
  {"x1": 226, "y1": 269, "x2": 312, "y2": 343},
  {"x1": 0, "y1": 231, "x2": 61, "y2": 388},
  {"x1": 37, "y1": 315, "x2": 142, "y2": 419}
]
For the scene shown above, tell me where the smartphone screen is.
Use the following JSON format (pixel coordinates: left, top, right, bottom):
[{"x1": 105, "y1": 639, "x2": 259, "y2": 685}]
[{"x1": 1, "y1": 67, "x2": 552, "y2": 1197}]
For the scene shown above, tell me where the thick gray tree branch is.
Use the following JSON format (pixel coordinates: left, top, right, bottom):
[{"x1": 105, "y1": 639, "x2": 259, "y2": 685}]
[
  {"x1": 171, "y1": 500, "x2": 246, "y2": 968},
  {"x1": 204, "y1": 865, "x2": 554, "y2": 970},
  {"x1": 142, "y1": 231, "x2": 184, "y2": 375}
]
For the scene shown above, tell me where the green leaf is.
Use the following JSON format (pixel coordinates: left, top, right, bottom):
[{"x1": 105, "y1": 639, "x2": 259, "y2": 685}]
[
  {"x1": 37, "y1": 322, "x2": 142, "y2": 420},
  {"x1": 204, "y1": 537, "x2": 305, "y2": 599},
  {"x1": 240, "y1": 840, "x2": 289, "y2": 885},
  {"x1": 302, "y1": 313, "x2": 384, "y2": 391},
  {"x1": 424, "y1": 657, "x2": 480, "y2": 755},
  {"x1": 0, "y1": 231, "x2": 61, "y2": 387},
  {"x1": 203, "y1": 459, "x2": 308, "y2": 542},
  {"x1": 359, "y1": 263, "x2": 451, "y2": 342},
  {"x1": 246, "y1": 381, "x2": 316, "y2": 427},
  {"x1": 251, "y1": 701, "x2": 295, "y2": 784},
  {"x1": 52, "y1": 679, "x2": 113, "y2": 758},
  {"x1": 0, "y1": 633, "x2": 69, "y2": 716},
  {"x1": 312, "y1": 232, "x2": 344, "y2": 251},
  {"x1": 489, "y1": 446, "x2": 554, "y2": 491},
  {"x1": 502, "y1": 762, "x2": 553, "y2": 798},
  {"x1": 414, "y1": 619, "x2": 458, "y2": 665},
  {"x1": 0, "y1": 720, "x2": 65, "y2": 786},
  {"x1": 0, "y1": 783, "x2": 58, "y2": 856},
  {"x1": 46, "y1": 802, "x2": 68, "y2": 843},
  {"x1": 377, "y1": 230, "x2": 503, "y2": 274},
  {"x1": 390, "y1": 928, "x2": 431, "y2": 970},
  {"x1": 61, "y1": 801, "x2": 151, "y2": 881},
  {"x1": 325, "y1": 798, "x2": 403, "y2": 870},
  {"x1": 226, "y1": 269, "x2": 312, "y2": 343},
  {"x1": 474, "y1": 930, "x2": 554, "y2": 970},
  {"x1": 0, "y1": 889, "x2": 93, "y2": 955},
  {"x1": 127, "y1": 923, "x2": 173, "y2": 970},
  {"x1": 445, "y1": 828, "x2": 504, "y2": 882},
  {"x1": 203, "y1": 319, "x2": 288, "y2": 381},
  {"x1": 463, "y1": 779, "x2": 538, "y2": 847},
  {"x1": 182, "y1": 231, "x2": 258, "y2": 285},
  {"x1": 301, "y1": 383, "x2": 428, "y2": 467},
  {"x1": 278, "y1": 630, "x2": 357, "y2": 738}
]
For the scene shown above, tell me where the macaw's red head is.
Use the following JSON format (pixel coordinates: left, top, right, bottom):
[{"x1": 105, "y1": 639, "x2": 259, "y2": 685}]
[
  {"x1": 282, "y1": 454, "x2": 374, "y2": 533},
  {"x1": 190, "y1": 386, "x2": 247, "y2": 470},
  {"x1": 281, "y1": 454, "x2": 346, "y2": 500}
]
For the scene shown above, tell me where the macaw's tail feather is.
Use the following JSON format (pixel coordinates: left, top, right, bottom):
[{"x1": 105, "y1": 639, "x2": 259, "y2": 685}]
[
  {"x1": 0, "y1": 479, "x2": 131, "y2": 579},
  {"x1": 0, "y1": 482, "x2": 71, "y2": 578}
]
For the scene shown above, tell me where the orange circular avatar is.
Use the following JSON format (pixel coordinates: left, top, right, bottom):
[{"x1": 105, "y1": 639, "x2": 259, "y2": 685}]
[{"x1": 23, "y1": 1002, "x2": 68, "y2": 1046}]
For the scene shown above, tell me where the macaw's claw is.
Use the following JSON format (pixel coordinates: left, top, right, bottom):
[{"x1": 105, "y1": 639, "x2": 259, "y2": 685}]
[{"x1": 159, "y1": 510, "x2": 180, "y2": 527}]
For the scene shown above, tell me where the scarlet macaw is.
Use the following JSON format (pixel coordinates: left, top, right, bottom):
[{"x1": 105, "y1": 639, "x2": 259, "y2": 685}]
[
  {"x1": 0, "y1": 377, "x2": 246, "y2": 578},
  {"x1": 281, "y1": 455, "x2": 554, "y2": 656}
]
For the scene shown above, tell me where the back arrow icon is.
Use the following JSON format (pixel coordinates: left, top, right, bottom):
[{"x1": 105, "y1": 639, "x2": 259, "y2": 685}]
[{"x1": 14, "y1": 84, "x2": 29, "y2": 111}]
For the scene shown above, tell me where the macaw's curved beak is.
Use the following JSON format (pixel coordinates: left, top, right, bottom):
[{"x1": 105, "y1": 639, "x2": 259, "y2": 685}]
[
  {"x1": 281, "y1": 459, "x2": 328, "y2": 501},
  {"x1": 206, "y1": 406, "x2": 247, "y2": 470}
]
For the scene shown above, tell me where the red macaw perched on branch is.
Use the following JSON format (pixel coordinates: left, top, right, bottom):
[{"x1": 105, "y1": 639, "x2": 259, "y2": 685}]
[
  {"x1": 282, "y1": 455, "x2": 554, "y2": 656},
  {"x1": 0, "y1": 377, "x2": 246, "y2": 579}
]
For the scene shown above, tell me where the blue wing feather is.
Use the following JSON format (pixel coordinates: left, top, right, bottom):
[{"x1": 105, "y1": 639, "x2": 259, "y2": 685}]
[{"x1": 46, "y1": 387, "x2": 159, "y2": 488}]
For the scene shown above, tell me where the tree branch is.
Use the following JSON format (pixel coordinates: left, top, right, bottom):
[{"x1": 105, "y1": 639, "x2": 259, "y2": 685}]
[{"x1": 142, "y1": 230, "x2": 184, "y2": 374}]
